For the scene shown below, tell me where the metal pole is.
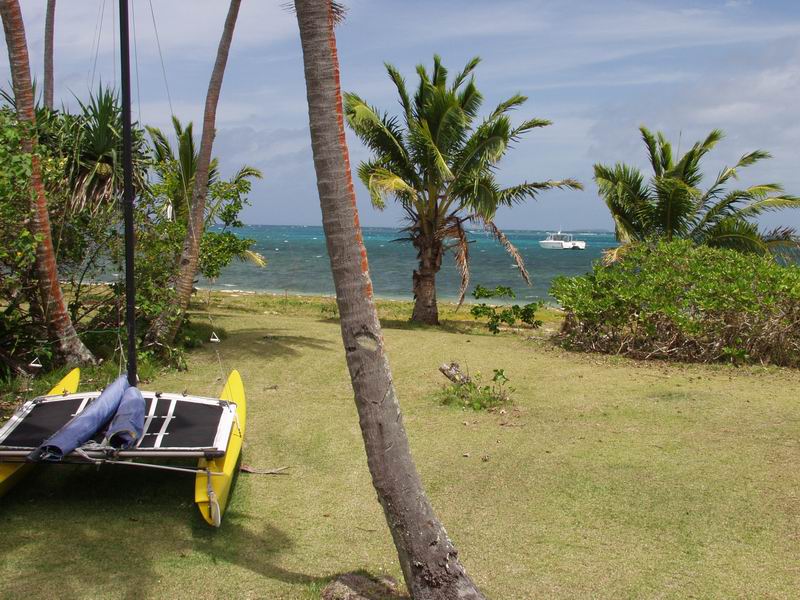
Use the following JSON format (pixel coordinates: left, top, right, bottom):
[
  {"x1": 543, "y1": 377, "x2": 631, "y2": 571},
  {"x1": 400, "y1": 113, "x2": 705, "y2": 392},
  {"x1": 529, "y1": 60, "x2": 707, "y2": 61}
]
[{"x1": 118, "y1": 0, "x2": 137, "y2": 385}]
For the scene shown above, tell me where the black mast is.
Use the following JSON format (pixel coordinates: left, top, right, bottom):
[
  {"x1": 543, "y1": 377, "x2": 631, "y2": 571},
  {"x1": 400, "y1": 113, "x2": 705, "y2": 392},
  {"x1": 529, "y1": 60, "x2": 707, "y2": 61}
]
[{"x1": 119, "y1": 0, "x2": 137, "y2": 385}]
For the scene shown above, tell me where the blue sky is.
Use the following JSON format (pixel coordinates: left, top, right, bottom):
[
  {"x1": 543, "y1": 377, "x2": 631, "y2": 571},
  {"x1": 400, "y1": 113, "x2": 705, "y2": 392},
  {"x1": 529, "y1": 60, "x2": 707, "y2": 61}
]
[{"x1": 5, "y1": 0, "x2": 800, "y2": 231}]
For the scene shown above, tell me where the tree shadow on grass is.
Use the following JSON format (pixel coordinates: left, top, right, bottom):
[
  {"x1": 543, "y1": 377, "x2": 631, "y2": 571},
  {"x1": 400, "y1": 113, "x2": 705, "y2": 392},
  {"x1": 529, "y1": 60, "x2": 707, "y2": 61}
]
[
  {"x1": 0, "y1": 465, "x2": 320, "y2": 598},
  {"x1": 206, "y1": 327, "x2": 335, "y2": 359},
  {"x1": 1, "y1": 465, "x2": 409, "y2": 599},
  {"x1": 191, "y1": 510, "x2": 329, "y2": 587}
]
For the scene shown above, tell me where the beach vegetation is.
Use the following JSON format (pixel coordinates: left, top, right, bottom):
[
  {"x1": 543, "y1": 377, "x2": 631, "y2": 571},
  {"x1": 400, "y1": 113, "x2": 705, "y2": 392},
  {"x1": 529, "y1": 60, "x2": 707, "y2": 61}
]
[
  {"x1": 0, "y1": 0, "x2": 95, "y2": 365},
  {"x1": 551, "y1": 240, "x2": 800, "y2": 366},
  {"x1": 436, "y1": 366, "x2": 514, "y2": 410},
  {"x1": 345, "y1": 55, "x2": 581, "y2": 326},
  {"x1": 595, "y1": 126, "x2": 800, "y2": 260},
  {"x1": 469, "y1": 284, "x2": 543, "y2": 334}
]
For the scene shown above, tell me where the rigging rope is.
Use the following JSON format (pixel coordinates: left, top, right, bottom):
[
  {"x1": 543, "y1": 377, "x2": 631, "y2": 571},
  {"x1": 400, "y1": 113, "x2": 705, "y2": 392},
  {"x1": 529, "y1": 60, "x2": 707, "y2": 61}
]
[
  {"x1": 89, "y1": 0, "x2": 106, "y2": 91},
  {"x1": 131, "y1": 0, "x2": 142, "y2": 121},
  {"x1": 148, "y1": 0, "x2": 174, "y2": 118}
]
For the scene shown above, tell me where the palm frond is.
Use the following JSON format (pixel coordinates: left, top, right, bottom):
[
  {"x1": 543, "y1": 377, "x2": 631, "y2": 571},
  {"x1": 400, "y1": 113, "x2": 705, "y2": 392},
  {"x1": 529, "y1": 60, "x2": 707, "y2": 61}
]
[
  {"x1": 385, "y1": 62, "x2": 413, "y2": 123},
  {"x1": 594, "y1": 162, "x2": 652, "y2": 243},
  {"x1": 484, "y1": 219, "x2": 531, "y2": 285},
  {"x1": 498, "y1": 179, "x2": 583, "y2": 207},
  {"x1": 440, "y1": 217, "x2": 471, "y2": 307},
  {"x1": 241, "y1": 249, "x2": 267, "y2": 268},
  {"x1": 450, "y1": 56, "x2": 481, "y2": 92}
]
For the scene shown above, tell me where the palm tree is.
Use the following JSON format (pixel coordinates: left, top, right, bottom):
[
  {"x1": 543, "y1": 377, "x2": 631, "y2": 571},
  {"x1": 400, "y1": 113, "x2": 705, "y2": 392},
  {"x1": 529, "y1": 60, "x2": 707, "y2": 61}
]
[
  {"x1": 147, "y1": 116, "x2": 220, "y2": 223},
  {"x1": 0, "y1": 0, "x2": 94, "y2": 364},
  {"x1": 294, "y1": 1, "x2": 486, "y2": 598},
  {"x1": 344, "y1": 56, "x2": 581, "y2": 324},
  {"x1": 43, "y1": 0, "x2": 55, "y2": 110},
  {"x1": 145, "y1": 116, "x2": 263, "y2": 258},
  {"x1": 595, "y1": 126, "x2": 800, "y2": 258},
  {"x1": 147, "y1": 0, "x2": 241, "y2": 348}
]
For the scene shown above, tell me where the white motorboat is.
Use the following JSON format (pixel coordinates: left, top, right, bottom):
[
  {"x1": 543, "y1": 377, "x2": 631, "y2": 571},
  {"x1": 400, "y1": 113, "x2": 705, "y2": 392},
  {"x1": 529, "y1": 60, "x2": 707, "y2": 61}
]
[{"x1": 539, "y1": 232, "x2": 586, "y2": 250}]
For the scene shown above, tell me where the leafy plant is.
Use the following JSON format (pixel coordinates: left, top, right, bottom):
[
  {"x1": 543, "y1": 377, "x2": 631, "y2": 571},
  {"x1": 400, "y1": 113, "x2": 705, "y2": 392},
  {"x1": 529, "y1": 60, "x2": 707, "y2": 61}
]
[
  {"x1": 469, "y1": 285, "x2": 543, "y2": 334},
  {"x1": 436, "y1": 367, "x2": 514, "y2": 410},
  {"x1": 551, "y1": 240, "x2": 800, "y2": 366}
]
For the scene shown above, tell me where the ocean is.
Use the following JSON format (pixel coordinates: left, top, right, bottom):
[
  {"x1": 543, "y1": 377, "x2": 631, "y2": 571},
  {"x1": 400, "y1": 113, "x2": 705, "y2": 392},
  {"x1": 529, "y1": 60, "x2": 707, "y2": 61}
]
[{"x1": 200, "y1": 225, "x2": 618, "y2": 302}]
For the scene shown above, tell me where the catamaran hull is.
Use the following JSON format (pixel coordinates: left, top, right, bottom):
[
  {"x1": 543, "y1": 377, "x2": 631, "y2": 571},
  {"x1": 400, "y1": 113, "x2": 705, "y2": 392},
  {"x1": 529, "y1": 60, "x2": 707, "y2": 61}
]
[
  {"x1": 195, "y1": 370, "x2": 246, "y2": 527},
  {"x1": 0, "y1": 368, "x2": 80, "y2": 497}
]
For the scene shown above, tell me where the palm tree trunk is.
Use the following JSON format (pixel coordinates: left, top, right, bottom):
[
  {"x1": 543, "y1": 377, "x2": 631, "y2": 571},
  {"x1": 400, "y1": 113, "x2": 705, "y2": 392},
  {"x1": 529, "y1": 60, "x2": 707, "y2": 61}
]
[
  {"x1": 1, "y1": 0, "x2": 94, "y2": 365},
  {"x1": 294, "y1": 2, "x2": 485, "y2": 598},
  {"x1": 146, "y1": 0, "x2": 241, "y2": 348},
  {"x1": 43, "y1": 0, "x2": 55, "y2": 110},
  {"x1": 411, "y1": 235, "x2": 442, "y2": 325}
]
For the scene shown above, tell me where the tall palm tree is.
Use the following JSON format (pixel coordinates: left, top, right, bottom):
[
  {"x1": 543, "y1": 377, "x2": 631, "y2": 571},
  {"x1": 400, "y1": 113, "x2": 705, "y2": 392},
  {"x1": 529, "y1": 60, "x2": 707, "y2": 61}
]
[
  {"x1": 147, "y1": 0, "x2": 241, "y2": 348},
  {"x1": 43, "y1": 0, "x2": 55, "y2": 110},
  {"x1": 0, "y1": 0, "x2": 94, "y2": 364},
  {"x1": 345, "y1": 56, "x2": 581, "y2": 324},
  {"x1": 595, "y1": 126, "x2": 800, "y2": 258},
  {"x1": 294, "y1": 2, "x2": 485, "y2": 598}
]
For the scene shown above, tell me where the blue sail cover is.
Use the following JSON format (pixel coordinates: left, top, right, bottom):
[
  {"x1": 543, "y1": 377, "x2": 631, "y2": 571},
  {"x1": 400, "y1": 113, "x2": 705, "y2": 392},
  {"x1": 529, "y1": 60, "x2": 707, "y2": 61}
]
[
  {"x1": 27, "y1": 375, "x2": 129, "y2": 462},
  {"x1": 105, "y1": 386, "x2": 145, "y2": 449}
]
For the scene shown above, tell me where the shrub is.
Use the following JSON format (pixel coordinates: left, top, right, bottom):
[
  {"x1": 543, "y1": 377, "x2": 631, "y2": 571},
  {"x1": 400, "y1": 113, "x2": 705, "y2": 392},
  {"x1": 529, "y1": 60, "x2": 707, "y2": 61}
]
[
  {"x1": 469, "y1": 285, "x2": 543, "y2": 334},
  {"x1": 436, "y1": 368, "x2": 513, "y2": 410},
  {"x1": 550, "y1": 240, "x2": 800, "y2": 366}
]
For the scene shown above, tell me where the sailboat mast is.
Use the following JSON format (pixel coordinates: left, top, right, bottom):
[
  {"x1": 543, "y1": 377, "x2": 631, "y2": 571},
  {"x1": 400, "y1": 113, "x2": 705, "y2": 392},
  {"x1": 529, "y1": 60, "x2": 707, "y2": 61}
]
[{"x1": 118, "y1": 0, "x2": 137, "y2": 385}]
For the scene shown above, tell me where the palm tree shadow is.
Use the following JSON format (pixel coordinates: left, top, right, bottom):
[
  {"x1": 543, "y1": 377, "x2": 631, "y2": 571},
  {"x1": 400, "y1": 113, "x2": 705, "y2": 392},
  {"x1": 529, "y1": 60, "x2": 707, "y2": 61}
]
[
  {"x1": 209, "y1": 327, "x2": 334, "y2": 359},
  {"x1": 190, "y1": 511, "x2": 328, "y2": 586}
]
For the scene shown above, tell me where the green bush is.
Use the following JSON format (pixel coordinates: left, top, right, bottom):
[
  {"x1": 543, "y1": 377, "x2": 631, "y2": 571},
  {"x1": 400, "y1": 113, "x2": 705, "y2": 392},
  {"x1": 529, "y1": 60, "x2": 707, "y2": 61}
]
[{"x1": 550, "y1": 240, "x2": 800, "y2": 366}]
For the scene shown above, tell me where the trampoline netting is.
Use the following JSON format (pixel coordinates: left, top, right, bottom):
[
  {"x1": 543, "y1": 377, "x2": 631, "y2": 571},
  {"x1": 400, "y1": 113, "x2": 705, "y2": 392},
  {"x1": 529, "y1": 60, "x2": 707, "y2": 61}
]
[{"x1": 0, "y1": 392, "x2": 236, "y2": 460}]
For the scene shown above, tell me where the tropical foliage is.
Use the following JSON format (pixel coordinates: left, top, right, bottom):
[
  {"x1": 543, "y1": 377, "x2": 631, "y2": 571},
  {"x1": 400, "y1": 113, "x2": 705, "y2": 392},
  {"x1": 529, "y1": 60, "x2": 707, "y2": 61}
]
[
  {"x1": 0, "y1": 90, "x2": 263, "y2": 374},
  {"x1": 469, "y1": 284, "x2": 542, "y2": 334},
  {"x1": 345, "y1": 55, "x2": 581, "y2": 324},
  {"x1": 595, "y1": 127, "x2": 800, "y2": 259},
  {"x1": 551, "y1": 240, "x2": 800, "y2": 366}
]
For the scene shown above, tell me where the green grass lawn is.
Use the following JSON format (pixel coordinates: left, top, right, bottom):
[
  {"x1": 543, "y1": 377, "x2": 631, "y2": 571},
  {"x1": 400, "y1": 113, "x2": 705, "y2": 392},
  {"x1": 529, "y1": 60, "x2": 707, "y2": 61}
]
[{"x1": 1, "y1": 292, "x2": 798, "y2": 599}]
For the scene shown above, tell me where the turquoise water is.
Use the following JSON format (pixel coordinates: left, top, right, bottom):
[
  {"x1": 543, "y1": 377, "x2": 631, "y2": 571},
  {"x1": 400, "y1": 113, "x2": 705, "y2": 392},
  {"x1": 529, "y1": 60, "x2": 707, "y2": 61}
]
[{"x1": 200, "y1": 225, "x2": 618, "y2": 302}]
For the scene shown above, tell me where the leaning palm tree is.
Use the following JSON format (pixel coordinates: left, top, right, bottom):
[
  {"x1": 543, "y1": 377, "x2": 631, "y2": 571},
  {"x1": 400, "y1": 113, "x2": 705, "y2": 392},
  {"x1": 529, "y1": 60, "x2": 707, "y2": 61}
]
[
  {"x1": 0, "y1": 0, "x2": 94, "y2": 364},
  {"x1": 294, "y1": 1, "x2": 486, "y2": 597},
  {"x1": 595, "y1": 126, "x2": 800, "y2": 259},
  {"x1": 344, "y1": 56, "x2": 581, "y2": 324},
  {"x1": 146, "y1": 0, "x2": 241, "y2": 348}
]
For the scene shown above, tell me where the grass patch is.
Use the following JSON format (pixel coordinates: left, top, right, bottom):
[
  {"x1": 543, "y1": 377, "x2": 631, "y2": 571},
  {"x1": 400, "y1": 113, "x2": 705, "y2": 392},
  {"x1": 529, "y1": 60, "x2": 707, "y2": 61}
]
[{"x1": 1, "y1": 292, "x2": 798, "y2": 598}]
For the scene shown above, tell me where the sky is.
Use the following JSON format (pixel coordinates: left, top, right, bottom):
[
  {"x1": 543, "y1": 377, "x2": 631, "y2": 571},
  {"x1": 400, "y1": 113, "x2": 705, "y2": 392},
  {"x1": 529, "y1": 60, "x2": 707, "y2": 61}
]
[{"x1": 3, "y1": 0, "x2": 800, "y2": 231}]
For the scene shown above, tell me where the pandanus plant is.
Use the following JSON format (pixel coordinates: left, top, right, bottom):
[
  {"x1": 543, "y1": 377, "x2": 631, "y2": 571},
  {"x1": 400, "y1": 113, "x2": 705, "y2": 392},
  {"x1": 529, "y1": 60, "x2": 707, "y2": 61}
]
[{"x1": 345, "y1": 55, "x2": 581, "y2": 325}]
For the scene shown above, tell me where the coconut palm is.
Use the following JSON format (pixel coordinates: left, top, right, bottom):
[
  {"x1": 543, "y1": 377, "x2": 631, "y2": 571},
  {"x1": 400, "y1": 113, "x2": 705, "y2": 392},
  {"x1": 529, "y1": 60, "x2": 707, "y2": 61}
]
[
  {"x1": 147, "y1": 116, "x2": 220, "y2": 223},
  {"x1": 294, "y1": 2, "x2": 486, "y2": 597},
  {"x1": 145, "y1": 116, "x2": 263, "y2": 262},
  {"x1": 595, "y1": 127, "x2": 800, "y2": 258},
  {"x1": 0, "y1": 0, "x2": 94, "y2": 364},
  {"x1": 147, "y1": 0, "x2": 241, "y2": 348},
  {"x1": 344, "y1": 56, "x2": 581, "y2": 324}
]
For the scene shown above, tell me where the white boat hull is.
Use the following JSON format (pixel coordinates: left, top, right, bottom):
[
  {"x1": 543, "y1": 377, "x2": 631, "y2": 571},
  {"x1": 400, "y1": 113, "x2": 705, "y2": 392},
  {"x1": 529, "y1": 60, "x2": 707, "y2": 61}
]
[{"x1": 539, "y1": 240, "x2": 586, "y2": 250}]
